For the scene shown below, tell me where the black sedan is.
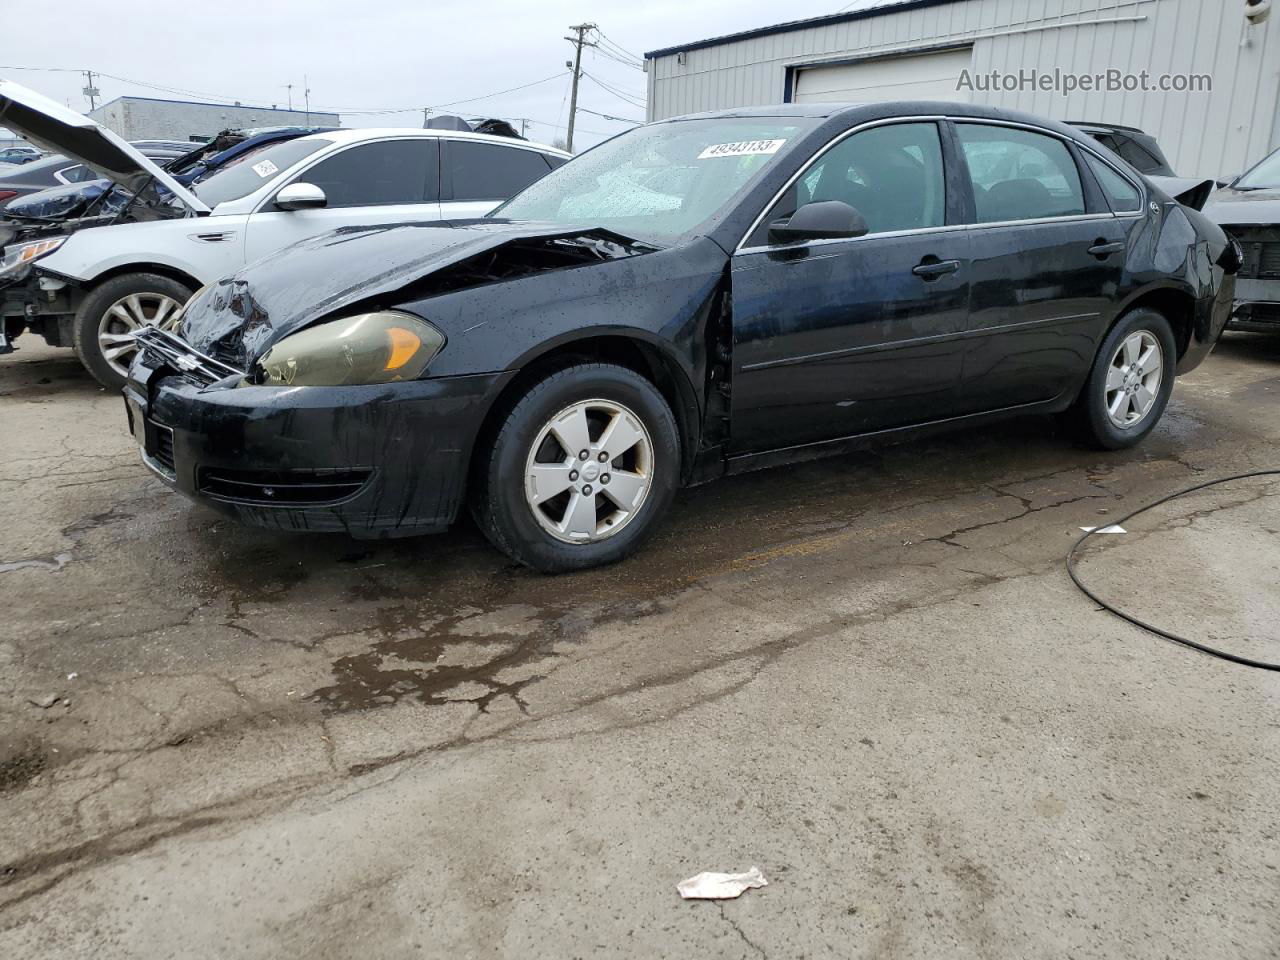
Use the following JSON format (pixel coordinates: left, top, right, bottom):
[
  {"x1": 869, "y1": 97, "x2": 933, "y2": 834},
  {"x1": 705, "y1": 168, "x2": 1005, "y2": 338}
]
[{"x1": 126, "y1": 102, "x2": 1240, "y2": 572}]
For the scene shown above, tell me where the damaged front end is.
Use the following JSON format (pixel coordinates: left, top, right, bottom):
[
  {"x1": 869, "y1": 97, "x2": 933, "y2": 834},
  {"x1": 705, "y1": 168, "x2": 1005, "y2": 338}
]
[
  {"x1": 179, "y1": 220, "x2": 659, "y2": 372},
  {"x1": 124, "y1": 216, "x2": 724, "y2": 538}
]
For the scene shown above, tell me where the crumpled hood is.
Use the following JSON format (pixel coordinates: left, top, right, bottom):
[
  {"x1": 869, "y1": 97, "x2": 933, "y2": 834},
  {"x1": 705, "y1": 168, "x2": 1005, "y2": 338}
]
[
  {"x1": 0, "y1": 78, "x2": 209, "y2": 215},
  {"x1": 1202, "y1": 185, "x2": 1280, "y2": 226},
  {"x1": 181, "y1": 219, "x2": 654, "y2": 367}
]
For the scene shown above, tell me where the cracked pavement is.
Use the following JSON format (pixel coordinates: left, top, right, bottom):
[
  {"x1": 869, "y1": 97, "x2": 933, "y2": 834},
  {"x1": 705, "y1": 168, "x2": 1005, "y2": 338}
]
[{"x1": 1, "y1": 334, "x2": 1278, "y2": 958}]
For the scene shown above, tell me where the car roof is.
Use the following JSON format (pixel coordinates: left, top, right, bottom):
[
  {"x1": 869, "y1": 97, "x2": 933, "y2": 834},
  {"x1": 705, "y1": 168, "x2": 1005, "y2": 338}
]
[
  {"x1": 291, "y1": 126, "x2": 571, "y2": 158},
  {"x1": 666, "y1": 101, "x2": 1098, "y2": 143}
]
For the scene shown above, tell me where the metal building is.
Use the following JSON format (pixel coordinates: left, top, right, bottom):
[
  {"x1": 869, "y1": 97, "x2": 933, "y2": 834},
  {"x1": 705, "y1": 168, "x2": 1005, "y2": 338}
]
[
  {"x1": 645, "y1": 0, "x2": 1280, "y2": 179},
  {"x1": 89, "y1": 96, "x2": 340, "y2": 142}
]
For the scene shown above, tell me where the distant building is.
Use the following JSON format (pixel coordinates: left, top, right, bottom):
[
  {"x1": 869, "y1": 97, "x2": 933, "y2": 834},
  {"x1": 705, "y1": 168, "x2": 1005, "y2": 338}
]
[{"x1": 89, "y1": 96, "x2": 340, "y2": 142}]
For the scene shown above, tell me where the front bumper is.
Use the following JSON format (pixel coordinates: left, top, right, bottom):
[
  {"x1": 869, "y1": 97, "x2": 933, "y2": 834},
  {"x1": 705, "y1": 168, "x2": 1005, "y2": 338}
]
[
  {"x1": 1226, "y1": 277, "x2": 1280, "y2": 332},
  {"x1": 124, "y1": 342, "x2": 512, "y2": 538}
]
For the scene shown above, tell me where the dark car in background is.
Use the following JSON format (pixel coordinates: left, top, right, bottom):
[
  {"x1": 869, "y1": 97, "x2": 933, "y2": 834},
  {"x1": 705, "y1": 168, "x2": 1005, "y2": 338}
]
[
  {"x1": 1070, "y1": 122, "x2": 1176, "y2": 177},
  {"x1": 125, "y1": 102, "x2": 1239, "y2": 571},
  {"x1": 1204, "y1": 145, "x2": 1280, "y2": 332},
  {"x1": 0, "y1": 142, "x2": 188, "y2": 211}
]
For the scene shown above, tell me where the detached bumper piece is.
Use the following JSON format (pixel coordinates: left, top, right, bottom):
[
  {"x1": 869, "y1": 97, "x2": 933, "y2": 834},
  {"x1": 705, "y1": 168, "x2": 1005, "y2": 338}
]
[{"x1": 124, "y1": 330, "x2": 511, "y2": 538}]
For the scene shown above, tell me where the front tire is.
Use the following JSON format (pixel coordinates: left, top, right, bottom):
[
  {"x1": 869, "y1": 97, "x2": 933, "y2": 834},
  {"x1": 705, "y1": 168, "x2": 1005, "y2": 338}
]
[
  {"x1": 1066, "y1": 307, "x2": 1176, "y2": 450},
  {"x1": 473, "y1": 362, "x2": 681, "y2": 572},
  {"x1": 73, "y1": 273, "x2": 192, "y2": 389}
]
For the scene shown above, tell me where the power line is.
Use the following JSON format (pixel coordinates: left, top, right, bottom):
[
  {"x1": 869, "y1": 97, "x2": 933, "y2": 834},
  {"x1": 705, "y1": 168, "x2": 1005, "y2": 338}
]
[
  {"x1": 595, "y1": 29, "x2": 645, "y2": 63},
  {"x1": 576, "y1": 106, "x2": 642, "y2": 124},
  {"x1": 593, "y1": 46, "x2": 645, "y2": 71},
  {"x1": 582, "y1": 72, "x2": 645, "y2": 109}
]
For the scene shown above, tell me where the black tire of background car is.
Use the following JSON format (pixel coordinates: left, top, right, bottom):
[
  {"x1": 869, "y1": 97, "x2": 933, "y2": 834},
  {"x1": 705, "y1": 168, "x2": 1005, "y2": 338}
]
[
  {"x1": 73, "y1": 272, "x2": 194, "y2": 390},
  {"x1": 1068, "y1": 470, "x2": 1280, "y2": 671},
  {"x1": 1064, "y1": 307, "x2": 1177, "y2": 450},
  {"x1": 471, "y1": 362, "x2": 681, "y2": 573}
]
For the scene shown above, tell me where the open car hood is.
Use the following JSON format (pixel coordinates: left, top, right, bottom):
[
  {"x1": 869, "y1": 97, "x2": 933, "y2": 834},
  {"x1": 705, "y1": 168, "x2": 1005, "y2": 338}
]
[{"x1": 0, "y1": 79, "x2": 210, "y2": 215}]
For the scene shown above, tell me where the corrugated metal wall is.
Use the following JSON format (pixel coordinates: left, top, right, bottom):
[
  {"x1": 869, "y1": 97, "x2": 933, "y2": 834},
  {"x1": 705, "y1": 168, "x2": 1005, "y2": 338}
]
[{"x1": 647, "y1": 0, "x2": 1280, "y2": 178}]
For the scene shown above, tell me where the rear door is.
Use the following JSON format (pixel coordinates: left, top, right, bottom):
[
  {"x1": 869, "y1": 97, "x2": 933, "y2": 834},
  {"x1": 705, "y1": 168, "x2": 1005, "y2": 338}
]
[
  {"x1": 952, "y1": 121, "x2": 1125, "y2": 412},
  {"x1": 439, "y1": 140, "x2": 558, "y2": 219},
  {"x1": 242, "y1": 138, "x2": 440, "y2": 264},
  {"x1": 730, "y1": 120, "x2": 970, "y2": 452}
]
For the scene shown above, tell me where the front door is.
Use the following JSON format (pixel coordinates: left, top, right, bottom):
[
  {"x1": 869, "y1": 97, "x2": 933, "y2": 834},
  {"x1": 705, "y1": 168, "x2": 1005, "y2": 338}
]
[
  {"x1": 730, "y1": 121, "x2": 970, "y2": 452},
  {"x1": 243, "y1": 138, "x2": 441, "y2": 264}
]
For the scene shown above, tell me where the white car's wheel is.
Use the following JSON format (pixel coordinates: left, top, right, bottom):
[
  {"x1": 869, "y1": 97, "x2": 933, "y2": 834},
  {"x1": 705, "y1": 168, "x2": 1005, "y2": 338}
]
[{"x1": 73, "y1": 273, "x2": 193, "y2": 389}]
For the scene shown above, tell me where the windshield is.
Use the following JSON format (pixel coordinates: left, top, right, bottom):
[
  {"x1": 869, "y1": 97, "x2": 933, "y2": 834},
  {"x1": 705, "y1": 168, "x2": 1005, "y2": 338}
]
[
  {"x1": 494, "y1": 118, "x2": 816, "y2": 244},
  {"x1": 194, "y1": 137, "x2": 332, "y2": 207},
  {"x1": 1234, "y1": 148, "x2": 1280, "y2": 190}
]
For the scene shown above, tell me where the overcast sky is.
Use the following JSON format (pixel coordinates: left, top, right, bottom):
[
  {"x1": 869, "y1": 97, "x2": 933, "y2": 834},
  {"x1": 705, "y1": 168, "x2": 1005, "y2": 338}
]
[{"x1": 1, "y1": 0, "x2": 879, "y2": 150}]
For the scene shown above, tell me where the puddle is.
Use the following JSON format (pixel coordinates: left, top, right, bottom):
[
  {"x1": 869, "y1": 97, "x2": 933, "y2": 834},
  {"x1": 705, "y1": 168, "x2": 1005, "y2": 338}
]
[{"x1": 0, "y1": 552, "x2": 72, "y2": 574}]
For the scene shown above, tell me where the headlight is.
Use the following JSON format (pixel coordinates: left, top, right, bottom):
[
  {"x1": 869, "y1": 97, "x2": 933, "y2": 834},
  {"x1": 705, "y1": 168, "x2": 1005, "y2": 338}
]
[
  {"x1": 0, "y1": 236, "x2": 67, "y2": 276},
  {"x1": 253, "y1": 311, "x2": 445, "y2": 386}
]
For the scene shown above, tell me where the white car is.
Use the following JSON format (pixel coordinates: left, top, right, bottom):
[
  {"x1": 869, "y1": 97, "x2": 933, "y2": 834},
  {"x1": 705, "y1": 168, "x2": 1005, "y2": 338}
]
[{"x1": 0, "y1": 80, "x2": 569, "y2": 387}]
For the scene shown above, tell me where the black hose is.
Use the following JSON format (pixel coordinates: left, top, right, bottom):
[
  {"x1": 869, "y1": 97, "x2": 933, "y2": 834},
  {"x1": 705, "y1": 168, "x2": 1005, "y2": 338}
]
[{"x1": 1066, "y1": 470, "x2": 1280, "y2": 671}]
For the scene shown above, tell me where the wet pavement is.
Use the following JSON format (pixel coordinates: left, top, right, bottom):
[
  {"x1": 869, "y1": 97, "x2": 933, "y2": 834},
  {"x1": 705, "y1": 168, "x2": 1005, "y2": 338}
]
[{"x1": 1, "y1": 334, "x2": 1278, "y2": 958}]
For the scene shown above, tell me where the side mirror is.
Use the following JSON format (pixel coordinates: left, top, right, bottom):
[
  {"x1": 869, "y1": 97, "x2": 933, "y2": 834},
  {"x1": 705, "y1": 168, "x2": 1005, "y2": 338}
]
[
  {"x1": 274, "y1": 182, "x2": 327, "y2": 211},
  {"x1": 1217, "y1": 175, "x2": 1239, "y2": 189},
  {"x1": 769, "y1": 200, "x2": 869, "y2": 245}
]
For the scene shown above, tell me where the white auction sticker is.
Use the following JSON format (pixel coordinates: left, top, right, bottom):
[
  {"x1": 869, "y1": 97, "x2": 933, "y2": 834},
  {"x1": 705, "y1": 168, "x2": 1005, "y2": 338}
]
[
  {"x1": 252, "y1": 159, "x2": 280, "y2": 178},
  {"x1": 697, "y1": 139, "x2": 787, "y2": 160}
]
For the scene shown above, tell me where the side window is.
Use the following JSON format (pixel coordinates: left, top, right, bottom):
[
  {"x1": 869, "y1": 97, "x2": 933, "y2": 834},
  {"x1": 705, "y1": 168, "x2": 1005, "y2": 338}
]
[
  {"x1": 294, "y1": 139, "x2": 437, "y2": 208},
  {"x1": 957, "y1": 124, "x2": 1085, "y2": 223},
  {"x1": 751, "y1": 122, "x2": 946, "y2": 245},
  {"x1": 447, "y1": 142, "x2": 555, "y2": 201},
  {"x1": 1085, "y1": 153, "x2": 1142, "y2": 213},
  {"x1": 60, "y1": 165, "x2": 95, "y2": 183}
]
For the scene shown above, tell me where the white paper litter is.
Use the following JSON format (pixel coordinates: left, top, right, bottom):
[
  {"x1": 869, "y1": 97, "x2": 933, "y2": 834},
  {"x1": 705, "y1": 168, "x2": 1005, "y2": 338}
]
[
  {"x1": 677, "y1": 866, "x2": 768, "y2": 900},
  {"x1": 1080, "y1": 525, "x2": 1127, "y2": 534}
]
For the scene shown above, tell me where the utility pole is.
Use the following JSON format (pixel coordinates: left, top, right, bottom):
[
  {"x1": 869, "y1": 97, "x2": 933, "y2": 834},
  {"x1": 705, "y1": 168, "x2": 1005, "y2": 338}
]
[
  {"x1": 422, "y1": 107, "x2": 431, "y2": 128},
  {"x1": 82, "y1": 69, "x2": 100, "y2": 112},
  {"x1": 520, "y1": 118, "x2": 528, "y2": 137},
  {"x1": 564, "y1": 22, "x2": 596, "y2": 153},
  {"x1": 303, "y1": 75, "x2": 311, "y2": 125},
  {"x1": 284, "y1": 83, "x2": 294, "y2": 111}
]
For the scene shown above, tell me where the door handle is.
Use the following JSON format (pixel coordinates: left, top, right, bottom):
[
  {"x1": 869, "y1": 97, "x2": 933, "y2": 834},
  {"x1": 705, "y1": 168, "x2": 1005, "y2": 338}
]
[
  {"x1": 912, "y1": 258, "x2": 961, "y2": 280},
  {"x1": 1088, "y1": 240, "x2": 1125, "y2": 258}
]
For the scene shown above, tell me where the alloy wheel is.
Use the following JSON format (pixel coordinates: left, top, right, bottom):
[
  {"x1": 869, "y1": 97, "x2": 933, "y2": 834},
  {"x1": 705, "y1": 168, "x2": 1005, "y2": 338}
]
[
  {"x1": 1104, "y1": 330, "x2": 1163, "y2": 428},
  {"x1": 97, "y1": 292, "x2": 184, "y2": 380},
  {"x1": 524, "y1": 398, "x2": 654, "y2": 543}
]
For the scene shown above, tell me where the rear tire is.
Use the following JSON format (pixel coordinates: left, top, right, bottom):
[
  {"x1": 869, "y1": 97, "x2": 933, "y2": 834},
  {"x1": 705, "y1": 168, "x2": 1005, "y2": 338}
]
[
  {"x1": 1065, "y1": 307, "x2": 1176, "y2": 450},
  {"x1": 472, "y1": 362, "x2": 680, "y2": 572},
  {"x1": 73, "y1": 272, "x2": 192, "y2": 390}
]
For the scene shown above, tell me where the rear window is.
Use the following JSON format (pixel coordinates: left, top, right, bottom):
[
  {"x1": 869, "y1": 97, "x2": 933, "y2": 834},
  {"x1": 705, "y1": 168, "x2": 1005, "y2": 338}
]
[{"x1": 194, "y1": 138, "x2": 332, "y2": 207}]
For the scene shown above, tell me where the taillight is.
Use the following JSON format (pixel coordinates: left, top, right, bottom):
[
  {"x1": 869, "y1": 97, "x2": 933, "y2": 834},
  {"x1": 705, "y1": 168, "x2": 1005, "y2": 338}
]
[{"x1": 0, "y1": 191, "x2": 17, "y2": 203}]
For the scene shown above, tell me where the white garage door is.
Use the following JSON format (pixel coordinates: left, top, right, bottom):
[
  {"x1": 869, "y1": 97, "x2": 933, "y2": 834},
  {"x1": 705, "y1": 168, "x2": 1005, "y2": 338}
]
[{"x1": 793, "y1": 48, "x2": 974, "y2": 105}]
